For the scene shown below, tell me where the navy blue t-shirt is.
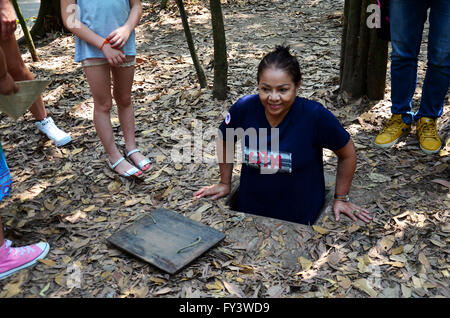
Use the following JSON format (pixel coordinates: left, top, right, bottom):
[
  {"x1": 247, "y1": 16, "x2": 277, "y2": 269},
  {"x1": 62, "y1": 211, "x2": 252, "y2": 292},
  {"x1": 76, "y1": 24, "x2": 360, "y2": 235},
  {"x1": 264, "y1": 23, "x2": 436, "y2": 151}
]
[{"x1": 219, "y1": 94, "x2": 350, "y2": 225}]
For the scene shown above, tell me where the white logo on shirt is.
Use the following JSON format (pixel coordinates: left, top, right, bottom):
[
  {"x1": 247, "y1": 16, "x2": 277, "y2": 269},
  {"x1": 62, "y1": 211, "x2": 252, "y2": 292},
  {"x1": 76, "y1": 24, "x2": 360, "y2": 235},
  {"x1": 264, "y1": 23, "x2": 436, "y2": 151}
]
[{"x1": 244, "y1": 147, "x2": 292, "y2": 173}]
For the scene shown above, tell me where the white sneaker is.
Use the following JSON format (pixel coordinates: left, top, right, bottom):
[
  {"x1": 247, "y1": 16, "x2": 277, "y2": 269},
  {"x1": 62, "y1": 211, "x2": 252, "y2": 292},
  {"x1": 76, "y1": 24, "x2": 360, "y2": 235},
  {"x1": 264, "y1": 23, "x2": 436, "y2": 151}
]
[{"x1": 35, "y1": 117, "x2": 72, "y2": 147}]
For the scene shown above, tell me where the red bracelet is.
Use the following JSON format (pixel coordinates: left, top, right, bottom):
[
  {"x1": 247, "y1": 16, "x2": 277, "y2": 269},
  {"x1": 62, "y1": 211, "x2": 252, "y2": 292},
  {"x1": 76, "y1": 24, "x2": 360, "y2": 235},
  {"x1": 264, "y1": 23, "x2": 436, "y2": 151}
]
[
  {"x1": 100, "y1": 39, "x2": 109, "y2": 50},
  {"x1": 100, "y1": 38, "x2": 125, "y2": 53}
]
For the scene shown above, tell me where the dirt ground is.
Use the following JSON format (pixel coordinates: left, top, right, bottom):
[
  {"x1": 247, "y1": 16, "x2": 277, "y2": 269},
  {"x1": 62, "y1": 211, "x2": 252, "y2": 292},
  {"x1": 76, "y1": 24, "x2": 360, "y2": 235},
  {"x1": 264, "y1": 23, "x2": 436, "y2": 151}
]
[{"x1": 0, "y1": 0, "x2": 448, "y2": 298}]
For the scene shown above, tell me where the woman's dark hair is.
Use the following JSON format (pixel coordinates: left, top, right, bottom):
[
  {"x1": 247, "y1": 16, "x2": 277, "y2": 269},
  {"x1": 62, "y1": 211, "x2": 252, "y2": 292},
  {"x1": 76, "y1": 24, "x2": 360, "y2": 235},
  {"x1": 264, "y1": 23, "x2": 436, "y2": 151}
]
[{"x1": 257, "y1": 45, "x2": 302, "y2": 85}]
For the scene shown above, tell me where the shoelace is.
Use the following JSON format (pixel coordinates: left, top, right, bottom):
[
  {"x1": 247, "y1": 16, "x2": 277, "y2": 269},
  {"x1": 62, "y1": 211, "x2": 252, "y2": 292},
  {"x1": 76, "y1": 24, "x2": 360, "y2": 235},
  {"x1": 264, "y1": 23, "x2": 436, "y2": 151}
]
[
  {"x1": 8, "y1": 245, "x2": 35, "y2": 257},
  {"x1": 418, "y1": 120, "x2": 438, "y2": 138},
  {"x1": 40, "y1": 118, "x2": 51, "y2": 126},
  {"x1": 4, "y1": 239, "x2": 12, "y2": 249},
  {"x1": 42, "y1": 120, "x2": 64, "y2": 136},
  {"x1": 382, "y1": 117, "x2": 404, "y2": 135}
]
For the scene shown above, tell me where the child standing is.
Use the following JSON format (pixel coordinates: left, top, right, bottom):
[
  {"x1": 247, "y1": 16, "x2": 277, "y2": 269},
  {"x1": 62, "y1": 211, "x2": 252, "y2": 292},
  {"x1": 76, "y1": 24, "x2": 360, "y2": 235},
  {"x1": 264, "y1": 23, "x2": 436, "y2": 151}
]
[
  {"x1": 61, "y1": 0, "x2": 151, "y2": 178},
  {"x1": 0, "y1": 0, "x2": 72, "y2": 147}
]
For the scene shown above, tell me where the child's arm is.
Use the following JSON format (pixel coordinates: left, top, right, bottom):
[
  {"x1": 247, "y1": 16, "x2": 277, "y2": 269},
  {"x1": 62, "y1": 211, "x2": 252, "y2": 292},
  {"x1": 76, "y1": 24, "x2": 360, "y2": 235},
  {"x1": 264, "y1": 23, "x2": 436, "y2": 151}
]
[
  {"x1": 0, "y1": 46, "x2": 18, "y2": 95},
  {"x1": 60, "y1": 0, "x2": 127, "y2": 66},
  {"x1": 107, "y1": 0, "x2": 143, "y2": 49},
  {"x1": 0, "y1": 0, "x2": 17, "y2": 40}
]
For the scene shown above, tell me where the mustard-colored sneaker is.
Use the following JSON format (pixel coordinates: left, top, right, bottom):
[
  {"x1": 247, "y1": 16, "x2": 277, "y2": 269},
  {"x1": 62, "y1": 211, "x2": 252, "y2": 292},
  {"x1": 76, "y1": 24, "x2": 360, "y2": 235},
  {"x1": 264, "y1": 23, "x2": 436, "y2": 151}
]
[
  {"x1": 375, "y1": 114, "x2": 411, "y2": 148},
  {"x1": 416, "y1": 117, "x2": 441, "y2": 155}
]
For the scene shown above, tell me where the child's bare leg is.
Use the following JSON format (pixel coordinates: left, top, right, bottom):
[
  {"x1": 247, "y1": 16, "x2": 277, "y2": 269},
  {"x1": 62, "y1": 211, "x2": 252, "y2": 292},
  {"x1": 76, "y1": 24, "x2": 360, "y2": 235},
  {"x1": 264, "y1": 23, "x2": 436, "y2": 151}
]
[
  {"x1": 83, "y1": 63, "x2": 138, "y2": 175},
  {"x1": 0, "y1": 36, "x2": 47, "y2": 120},
  {"x1": 112, "y1": 64, "x2": 149, "y2": 169}
]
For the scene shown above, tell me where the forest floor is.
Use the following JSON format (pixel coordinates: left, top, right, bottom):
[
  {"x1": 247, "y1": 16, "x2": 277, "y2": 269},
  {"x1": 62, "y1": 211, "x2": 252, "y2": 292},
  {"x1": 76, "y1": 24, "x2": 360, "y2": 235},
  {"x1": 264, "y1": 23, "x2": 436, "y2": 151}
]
[{"x1": 0, "y1": 0, "x2": 448, "y2": 298}]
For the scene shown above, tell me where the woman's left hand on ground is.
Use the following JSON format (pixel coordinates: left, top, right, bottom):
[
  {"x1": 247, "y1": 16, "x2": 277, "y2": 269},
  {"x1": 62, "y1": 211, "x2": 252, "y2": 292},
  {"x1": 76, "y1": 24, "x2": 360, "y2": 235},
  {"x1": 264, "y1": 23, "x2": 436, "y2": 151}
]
[
  {"x1": 193, "y1": 183, "x2": 231, "y2": 201},
  {"x1": 106, "y1": 25, "x2": 131, "y2": 49},
  {"x1": 332, "y1": 200, "x2": 372, "y2": 224}
]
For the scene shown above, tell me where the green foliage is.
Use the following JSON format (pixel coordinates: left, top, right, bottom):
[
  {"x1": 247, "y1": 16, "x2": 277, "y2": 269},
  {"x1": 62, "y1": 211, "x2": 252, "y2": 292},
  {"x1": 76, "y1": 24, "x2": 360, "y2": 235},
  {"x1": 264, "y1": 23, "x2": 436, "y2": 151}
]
[{"x1": 16, "y1": 16, "x2": 37, "y2": 24}]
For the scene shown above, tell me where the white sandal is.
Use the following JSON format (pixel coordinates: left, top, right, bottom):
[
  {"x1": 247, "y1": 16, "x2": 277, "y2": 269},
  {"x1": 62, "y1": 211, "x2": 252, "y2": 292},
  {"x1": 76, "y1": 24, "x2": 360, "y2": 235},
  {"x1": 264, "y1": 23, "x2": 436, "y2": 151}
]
[
  {"x1": 108, "y1": 157, "x2": 141, "y2": 178},
  {"x1": 126, "y1": 149, "x2": 152, "y2": 171}
]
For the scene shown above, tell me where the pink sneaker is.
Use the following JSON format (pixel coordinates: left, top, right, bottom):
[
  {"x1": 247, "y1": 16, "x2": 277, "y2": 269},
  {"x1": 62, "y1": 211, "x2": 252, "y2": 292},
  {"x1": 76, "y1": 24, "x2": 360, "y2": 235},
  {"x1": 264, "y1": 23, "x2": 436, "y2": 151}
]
[{"x1": 0, "y1": 240, "x2": 50, "y2": 280}]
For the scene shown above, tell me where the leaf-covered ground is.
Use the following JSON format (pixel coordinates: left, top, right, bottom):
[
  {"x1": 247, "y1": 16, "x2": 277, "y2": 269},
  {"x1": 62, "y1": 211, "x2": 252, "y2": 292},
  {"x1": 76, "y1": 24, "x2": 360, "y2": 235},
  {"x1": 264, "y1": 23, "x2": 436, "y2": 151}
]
[{"x1": 0, "y1": 0, "x2": 448, "y2": 298}]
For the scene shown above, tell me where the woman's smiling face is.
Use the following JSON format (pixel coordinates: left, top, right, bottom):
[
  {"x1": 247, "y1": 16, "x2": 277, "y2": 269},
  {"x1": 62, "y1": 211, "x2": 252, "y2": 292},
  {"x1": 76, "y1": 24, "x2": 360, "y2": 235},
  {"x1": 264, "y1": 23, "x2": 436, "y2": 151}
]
[{"x1": 258, "y1": 66, "x2": 300, "y2": 126}]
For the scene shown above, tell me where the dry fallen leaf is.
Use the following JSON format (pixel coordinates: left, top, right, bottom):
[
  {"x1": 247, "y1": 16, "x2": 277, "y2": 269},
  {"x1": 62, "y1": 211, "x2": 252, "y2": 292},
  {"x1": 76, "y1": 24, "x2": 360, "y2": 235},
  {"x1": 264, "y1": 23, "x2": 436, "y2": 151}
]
[
  {"x1": 39, "y1": 282, "x2": 51, "y2": 297},
  {"x1": 64, "y1": 210, "x2": 87, "y2": 223},
  {"x1": 206, "y1": 280, "x2": 224, "y2": 291},
  {"x1": 312, "y1": 225, "x2": 329, "y2": 235},
  {"x1": 337, "y1": 275, "x2": 352, "y2": 289},
  {"x1": 107, "y1": 180, "x2": 122, "y2": 193},
  {"x1": 347, "y1": 224, "x2": 360, "y2": 233},
  {"x1": 266, "y1": 285, "x2": 284, "y2": 298},
  {"x1": 431, "y1": 179, "x2": 450, "y2": 189},
  {"x1": 0, "y1": 272, "x2": 26, "y2": 298},
  {"x1": 93, "y1": 216, "x2": 108, "y2": 223},
  {"x1": 145, "y1": 168, "x2": 163, "y2": 182},
  {"x1": 401, "y1": 284, "x2": 412, "y2": 298},
  {"x1": 379, "y1": 235, "x2": 395, "y2": 253},
  {"x1": 190, "y1": 210, "x2": 203, "y2": 222},
  {"x1": 223, "y1": 280, "x2": 246, "y2": 298},
  {"x1": 391, "y1": 246, "x2": 404, "y2": 255},
  {"x1": 369, "y1": 173, "x2": 391, "y2": 183},
  {"x1": 71, "y1": 148, "x2": 84, "y2": 155},
  {"x1": 353, "y1": 278, "x2": 377, "y2": 297},
  {"x1": 54, "y1": 271, "x2": 66, "y2": 287},
  {"x1": 154, "y1": 287, "x2": 172, "y2": 296},
  {"x1": 120, "y1": 285, "x2": 149, "y2": 298},
  {"x1": 38, "y1": 259, "x2": 57, "y2": 267},
  {"x1": 83, "y1": 205, "x2": 97, "y2": 212},
  {"x1": 149, "y1": 276, "x2": 166, "y2": 285},
  {"x1": 418, "y1": 252, "x2": 431, "y2": 269},
  {"x1": 298, "y1": 256, "x2": 313, "y2": 271}
]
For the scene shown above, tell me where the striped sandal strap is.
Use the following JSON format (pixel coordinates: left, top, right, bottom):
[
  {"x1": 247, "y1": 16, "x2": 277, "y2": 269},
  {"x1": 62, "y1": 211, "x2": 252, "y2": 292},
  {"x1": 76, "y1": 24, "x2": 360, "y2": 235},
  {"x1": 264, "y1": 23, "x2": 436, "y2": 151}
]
[
  {"x1": 123, "y1": 166, "x2": 141, "y2": 177},
  {"x1": 137, "y1": 158, "x2": 152, "y2": 170},
  {"x1": 109, "y1": 157, "x2": 126, "y2": 169},
  {"x1": 126, "y1": 149, "x2": 140, "y2": 157}
]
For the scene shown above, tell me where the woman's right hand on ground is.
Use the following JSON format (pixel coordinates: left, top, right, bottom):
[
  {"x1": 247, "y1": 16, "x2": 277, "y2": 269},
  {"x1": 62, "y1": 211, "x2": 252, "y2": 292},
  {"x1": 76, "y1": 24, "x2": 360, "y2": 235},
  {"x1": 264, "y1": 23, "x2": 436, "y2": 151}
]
[
  {"x1": 101, "y1": 44, "x2": 127, "y2": 67},
  {"x1": 193, "y1": 183, "x2": 231, "y2": 200},
  {"x1": 0, "y1": 73, "x2": 18, "y2": 95}
]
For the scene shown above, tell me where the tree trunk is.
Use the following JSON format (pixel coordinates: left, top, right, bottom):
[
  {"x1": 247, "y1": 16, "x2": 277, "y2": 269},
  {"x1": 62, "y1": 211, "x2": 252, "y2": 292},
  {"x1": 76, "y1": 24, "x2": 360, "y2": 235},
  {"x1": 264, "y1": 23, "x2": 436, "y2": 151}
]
[
  {"x1": 29, "y1": 0, "x2": 64, "y2": 39},
  {"x1": 209, "y1": 0, "x2": 228, "y2": 100},
  {"x1": 340, "y1": 0, "x2": 388, "y2": 100},
  {"x1": 11, "y1": 0, "x2": 38, "y2": 61},
  {"x1": 174, "y1": 0, "x2": 207, "y2": 88},
  {"x1": 366, "y1": 26, "x2": 389, "y2": 99}
]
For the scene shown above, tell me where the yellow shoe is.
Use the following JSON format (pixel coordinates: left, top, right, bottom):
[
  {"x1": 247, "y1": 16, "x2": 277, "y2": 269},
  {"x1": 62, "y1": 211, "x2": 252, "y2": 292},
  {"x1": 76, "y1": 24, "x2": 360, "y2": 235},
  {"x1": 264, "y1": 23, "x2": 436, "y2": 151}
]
[
  {"x1": 375, "y1": 114, "x2": 411, "y2": 148},
  {"x1": 417, "y1": 117, "x2": 441, "y2": 155}
]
